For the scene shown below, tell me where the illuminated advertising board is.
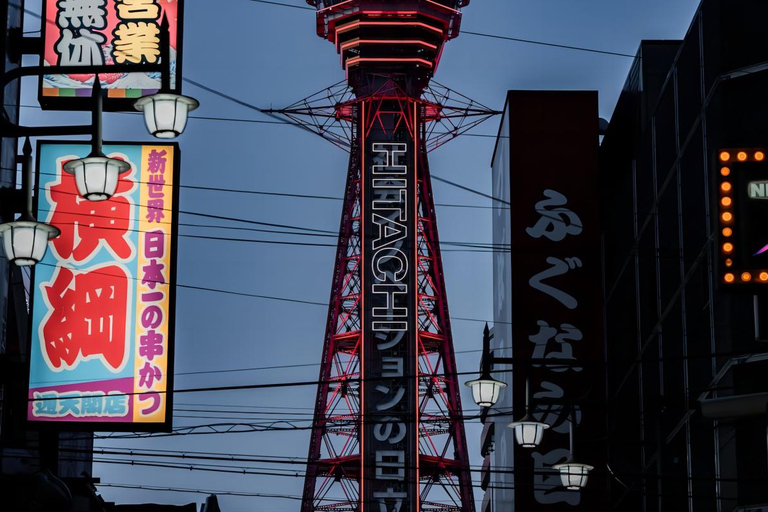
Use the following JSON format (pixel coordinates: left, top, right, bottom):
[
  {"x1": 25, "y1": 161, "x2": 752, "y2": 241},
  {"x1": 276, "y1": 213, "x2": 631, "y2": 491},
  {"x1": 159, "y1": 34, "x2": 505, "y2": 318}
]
[
  {"x1": 504, "y1": 91, "x2": 605, "y2": 509},
  {"x1": 717, "y1": 149, "x2": 768, "y2": 287},
  {"x1": 40, "y1": 0, "x2": 183, "y2": 110},
  {"x1": 361, "y1": 101, "x2": 419, "y2": 512},
  {"x1": 28, "y1": 141, "x2": 178, "y2": 430}
]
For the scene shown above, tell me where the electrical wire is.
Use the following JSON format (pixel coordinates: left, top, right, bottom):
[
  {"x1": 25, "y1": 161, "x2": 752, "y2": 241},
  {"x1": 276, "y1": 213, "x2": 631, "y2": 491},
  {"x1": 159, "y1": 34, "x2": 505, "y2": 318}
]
[{"x1": 245, "y1": 0, "x2": 637, "y2": 58}]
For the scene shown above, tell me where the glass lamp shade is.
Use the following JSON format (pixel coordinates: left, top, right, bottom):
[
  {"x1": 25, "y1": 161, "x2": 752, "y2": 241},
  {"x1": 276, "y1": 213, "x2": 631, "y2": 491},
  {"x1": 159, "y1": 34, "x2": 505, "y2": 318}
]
[
  {"x1": 465, "y1": 374, "x2": 506, "y2": 408},
  {"x1": 135, "y1": 93, "x2": 199, "y2": 138},
  {"x1": 509, "y1": 417, "x2": 550, "y2": 448},
  {"x1": 0, "y1": 219, "x2": 60, "y2": 266},
  {"x1": 552, "y1": 462, "x2": 594, "y2": 490},
  {"x1": 63, "y1": 155, "x2": 131, "y2": 201}
]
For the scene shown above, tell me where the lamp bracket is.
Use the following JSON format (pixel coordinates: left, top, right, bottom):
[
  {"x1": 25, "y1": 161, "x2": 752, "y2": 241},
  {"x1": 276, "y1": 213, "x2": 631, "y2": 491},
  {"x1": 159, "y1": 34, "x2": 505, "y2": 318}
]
[
  {"x1": 0, "y1": 187, "x2": 25, "y2": 219},
  {"x1": 7, "y1": 29, "x2": 42, "y2": 63}
]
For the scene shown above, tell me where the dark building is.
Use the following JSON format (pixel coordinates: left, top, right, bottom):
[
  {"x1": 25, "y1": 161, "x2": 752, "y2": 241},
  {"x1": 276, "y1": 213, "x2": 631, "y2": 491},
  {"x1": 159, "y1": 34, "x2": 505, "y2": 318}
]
[{"x1": 600, "y1": 0, "x2": 768, "y2": 510}]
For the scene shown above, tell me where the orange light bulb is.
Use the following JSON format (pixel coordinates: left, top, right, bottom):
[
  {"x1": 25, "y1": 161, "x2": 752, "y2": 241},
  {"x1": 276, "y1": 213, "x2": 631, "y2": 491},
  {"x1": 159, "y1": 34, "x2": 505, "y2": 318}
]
[
  {"x1": 721, "y1": 167, "x2": 731, "y2": 177},
  {"x1": 722, "y1": 212, "x2": 733, "y2": 222},
  {"x1": 737, "y1": 151, "x2": 748, "y2": 161},
  {"x1": 723, "y1": 243, "x2": 734, "y2": 253},
  {"x1": 725, "y1": 273, "x2": 735, "y2": 283},
  {"x1": 726, "y1": 259, "x2": 733, "y2": 267},
  {"x1": 721, "y1": 182, "x2": 732, "y2": 192},
  {"x1": 720, "y1": 151, "x2": 731, "y2": 162},
  {"x1": 723, "y1": 228, "x2": 733, "y2": 237},
  {"x1": 760, "y1": 272, "x2": 768, "y2": 281},
  {"x1": 721, "y1": 197, "x2": 732, "y2": 206},
  {"x1": 756, "y1": 151, "x2": 765, "y2": 162},
  {"x1": 742, "y1": 272, "x2": 752, "y2": 281}
]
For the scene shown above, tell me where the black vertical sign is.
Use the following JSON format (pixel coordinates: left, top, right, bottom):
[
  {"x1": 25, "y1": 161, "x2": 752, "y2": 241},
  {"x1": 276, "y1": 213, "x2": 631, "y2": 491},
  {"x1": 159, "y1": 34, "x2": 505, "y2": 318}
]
[
  {"x1": 361, "y1": 100, "x2": 419, "y2": 512},
  {"x1": 506, "y1": 91, "x2": 604, "y2": 510}
]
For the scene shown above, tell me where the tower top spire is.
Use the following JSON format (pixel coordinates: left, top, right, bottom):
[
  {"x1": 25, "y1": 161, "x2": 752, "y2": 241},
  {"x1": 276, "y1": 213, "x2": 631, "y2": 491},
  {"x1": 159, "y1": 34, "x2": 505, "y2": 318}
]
[{"x1": 307, "y1": 0, "x2": 469, "y2": 94}]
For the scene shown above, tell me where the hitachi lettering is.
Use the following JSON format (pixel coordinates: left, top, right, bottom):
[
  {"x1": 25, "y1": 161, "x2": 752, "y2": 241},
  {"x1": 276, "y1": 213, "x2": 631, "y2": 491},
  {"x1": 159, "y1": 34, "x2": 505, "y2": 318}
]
[
  {"x1": 369, "y1": 142, "x2": 410, "y2": 496},
  {"x1": 371, "y1": 143, "x2": 409, "y2": 331}
]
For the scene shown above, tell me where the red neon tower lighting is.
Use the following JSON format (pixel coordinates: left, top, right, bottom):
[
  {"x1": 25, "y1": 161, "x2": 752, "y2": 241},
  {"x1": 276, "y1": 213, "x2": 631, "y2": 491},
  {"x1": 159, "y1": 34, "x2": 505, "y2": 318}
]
[{"x1": 302, "y1": 2, "x2": 474, "y2": 512}]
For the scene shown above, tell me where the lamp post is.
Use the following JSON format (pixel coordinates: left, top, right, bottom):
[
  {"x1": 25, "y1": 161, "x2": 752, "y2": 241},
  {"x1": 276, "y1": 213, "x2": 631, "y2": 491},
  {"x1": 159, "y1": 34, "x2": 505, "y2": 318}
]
[
  {"x1": 465, "y1": 324, "x2": 592, "y2": 488},
  {"x1": 134, "y1": 16, "x2": 199, "y2": 138},
  {"x1": 0, "y1": 138, "x2": 59, "y2": 266},
  {"x1": 62, "y1": 79, "x2": 131, "y2": 201},
  {"x1": 464, "y1": 324, "x2": 507, "y2": 407},
  {"x1": 552, "y1": 409, "x2": 594, "y2": 490},
  {"x1": 508, "y1": 376, "x2": 550, "y2": 448},
  {"x1": 0, "y1": 22, "x2": 198, "y2": 264}
]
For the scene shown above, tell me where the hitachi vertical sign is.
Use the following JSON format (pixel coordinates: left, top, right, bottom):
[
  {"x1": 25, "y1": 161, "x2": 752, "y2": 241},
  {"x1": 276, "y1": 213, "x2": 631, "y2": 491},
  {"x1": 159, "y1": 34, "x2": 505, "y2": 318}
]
[{"x1": 362, "y1": 101, "x2": 419, "y2": 512}]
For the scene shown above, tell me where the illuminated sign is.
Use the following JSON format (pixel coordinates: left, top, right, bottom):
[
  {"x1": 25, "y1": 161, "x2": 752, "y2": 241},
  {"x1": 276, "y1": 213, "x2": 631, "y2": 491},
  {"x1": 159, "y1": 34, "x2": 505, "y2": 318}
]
[
  {"x1": 717, "y1": 149, "x2": 768, "y2": 286},
  {"x1": 362, "y1": 102, "x2": 419, "y2": 512},
  {"x1": 40, "y1": 0, "x2": 183, "y2": 111},
  {"x1": 28, "y1": 141, "x2": 178, "y2": 430}
]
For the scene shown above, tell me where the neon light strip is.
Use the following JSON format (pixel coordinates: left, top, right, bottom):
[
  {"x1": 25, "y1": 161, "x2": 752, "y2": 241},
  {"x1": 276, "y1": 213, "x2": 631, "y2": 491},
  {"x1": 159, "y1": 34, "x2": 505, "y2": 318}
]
[
  {"x1": 413, "y1": 99, "x2": 421, "y2": 512},
  {"x1": 318, "y1": 0, "x2": 353, "y2": 13},
  {"x1": 359, "y1": 99, "x2": 365, "y2": 512},
  {"x1": 335, "y1": 20, "x2": 444, "y2": 36},
  {"x1": 346, "y1": 57, "x2": 434, "y2": 68},
  {"x1": 340, "y1": 39, "x2": 438, "y2": 51},
  {"x1": 754, "y1": 243, "x2": 768, "y2": 256}
]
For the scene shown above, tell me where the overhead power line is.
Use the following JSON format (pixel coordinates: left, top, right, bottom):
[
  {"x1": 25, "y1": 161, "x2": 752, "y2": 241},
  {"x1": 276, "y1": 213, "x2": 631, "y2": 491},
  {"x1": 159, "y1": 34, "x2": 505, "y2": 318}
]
[{"x1": 246, "y1": 0, "x2": 637, "y2": 59}]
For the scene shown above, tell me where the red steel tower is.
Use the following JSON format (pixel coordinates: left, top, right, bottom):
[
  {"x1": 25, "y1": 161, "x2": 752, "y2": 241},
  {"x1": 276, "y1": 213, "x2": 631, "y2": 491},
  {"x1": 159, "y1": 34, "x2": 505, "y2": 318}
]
[{"x1": 301, "y1": 2, "x2": 476, "y2": 512}]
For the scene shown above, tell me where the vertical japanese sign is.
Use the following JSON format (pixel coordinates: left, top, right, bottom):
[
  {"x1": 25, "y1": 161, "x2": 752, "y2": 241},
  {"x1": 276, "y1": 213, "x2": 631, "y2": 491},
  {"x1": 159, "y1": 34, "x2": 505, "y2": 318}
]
[
  {"x1": 361, "y1": 100, "x2": 419, "y2": 512},
  {"x1": 506, "y1": 92, "x2": 604, "y2": 509},
  {"x1": 28, "y1": 142, "x2": 178, "y2": 430},
  {"x1": 716, "y1": 149, "x2": 768, "y2": 287},
  {"x1": 40, "y1": 0, "x2": 183, "y2": 110}
]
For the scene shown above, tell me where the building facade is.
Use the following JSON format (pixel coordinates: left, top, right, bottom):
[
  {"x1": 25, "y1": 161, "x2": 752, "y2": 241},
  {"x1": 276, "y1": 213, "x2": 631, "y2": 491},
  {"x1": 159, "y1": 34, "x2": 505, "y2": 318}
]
[{"x1": 600, "y1": 0, "x2": 768, "y2": 510}]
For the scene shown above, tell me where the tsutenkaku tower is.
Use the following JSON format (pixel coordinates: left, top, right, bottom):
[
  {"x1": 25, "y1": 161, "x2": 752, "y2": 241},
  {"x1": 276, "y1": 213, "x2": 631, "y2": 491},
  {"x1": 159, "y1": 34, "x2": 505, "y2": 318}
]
[{"x1": 301, "y1": 2, "x2": 474, "y2": 512}]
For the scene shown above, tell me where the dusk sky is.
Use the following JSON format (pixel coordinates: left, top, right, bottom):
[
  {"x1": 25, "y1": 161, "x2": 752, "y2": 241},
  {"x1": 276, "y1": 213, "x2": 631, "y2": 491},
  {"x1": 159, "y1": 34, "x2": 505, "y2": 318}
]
[{"x1": 18, "y1": 0, "x2": 703, "y2": 510}]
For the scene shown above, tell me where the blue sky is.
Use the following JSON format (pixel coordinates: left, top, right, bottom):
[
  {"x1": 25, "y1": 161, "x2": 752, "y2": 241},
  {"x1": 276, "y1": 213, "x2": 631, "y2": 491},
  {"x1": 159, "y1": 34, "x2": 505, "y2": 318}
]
[{"x1": 18, "y1": 0, "x2": 702, "y2": 510}]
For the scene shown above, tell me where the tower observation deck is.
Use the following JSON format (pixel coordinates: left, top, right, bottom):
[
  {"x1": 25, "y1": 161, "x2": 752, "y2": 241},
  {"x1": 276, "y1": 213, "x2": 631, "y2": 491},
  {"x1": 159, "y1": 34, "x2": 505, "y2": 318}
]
[
  {"x1": 307, "y1": 0, "x2": 468, "y2": 96},
  {"x1": 301, "y1": 2, "x2": 476, "y2": 512}
]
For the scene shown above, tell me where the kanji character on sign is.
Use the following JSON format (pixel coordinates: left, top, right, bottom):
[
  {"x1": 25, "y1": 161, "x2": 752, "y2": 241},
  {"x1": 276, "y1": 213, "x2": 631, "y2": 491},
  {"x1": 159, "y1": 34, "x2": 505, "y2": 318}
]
[
  {"x1": 526, "y1": 189, "x2": 583, "y2": 242},
  {"x1": 48, "y1": 171, "x2": 134, "y2": 263},
  {"x1": 138, "y1": 361, "x2": 162, "y2": 388},
  {"x1": 81, "y1": 395, "x2": 104, "y2": 415},
  {"x1": 142, "y1": 259, "x2": 165, "y2": 289},
  {"x1": 41, "y1": 266, "x2": 130, "y2": 371},
  {"x1": 529, "y1": 320, "x2": 583, "y2": 372},
  {"x1": 113, "y1": 21, "x2": 160, "y2": 64},
  {"x1": 104, "y1": 394, "x2": 129, "y2": 415},
  {"x1": 33, "y1": 392, "x2": 59, "y2": 416},
  {"x1": 147, "y1": 149, "x2": 167, "y2": 174},
  {"x1": 139, "y1": 330, "x2": 164, "y2": 360},
  {"x1": 144, "y1": 230, "x2": 165, "y2": 258},
  {"x1": 55, "y1": 28, "x2": 106, "y2": 66},
  {"x1": 528, "y1": 257, "x2": 583, "y2": 309},
  {"x1": 532, "y1": 382, "x2": 582, "y2": 433},
  {"x1": 116, "y1": 0, "x2": 160, "y2": 20},
  {"x1": 56, "y1": 0, "x2": 107, "y2": 29},
  {"x1": 137, "y1": 392, "x2": 162, "y2": 416}
]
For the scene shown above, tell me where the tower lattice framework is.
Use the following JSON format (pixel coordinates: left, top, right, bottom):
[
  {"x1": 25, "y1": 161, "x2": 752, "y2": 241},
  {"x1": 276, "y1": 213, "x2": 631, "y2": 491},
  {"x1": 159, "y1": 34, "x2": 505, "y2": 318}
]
[{"x1": 299, "y1": 2, "x2": 478, "y2": 512}]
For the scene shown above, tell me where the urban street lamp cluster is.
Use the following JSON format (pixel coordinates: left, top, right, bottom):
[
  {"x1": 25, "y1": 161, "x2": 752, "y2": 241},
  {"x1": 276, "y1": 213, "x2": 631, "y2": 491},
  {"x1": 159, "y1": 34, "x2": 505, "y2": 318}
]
[
  {"x1": 0, "y1": 21, "x2": 198, "y2": 267},
  {"x1": 465, "y1": 324, "x2": 594, "y2": 490}
]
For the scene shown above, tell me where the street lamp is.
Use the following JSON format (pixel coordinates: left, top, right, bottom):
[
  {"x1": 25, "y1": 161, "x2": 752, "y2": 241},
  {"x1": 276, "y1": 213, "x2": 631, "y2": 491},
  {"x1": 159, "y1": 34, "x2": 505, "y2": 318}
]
[
  {"x1": 62, "y1": 80, "x2": 130, "y2": 201},
  {"x1": 133, "y1": 16, "x2": 199, "y2": 138},
  {"x1": 0, "y1": 139, "x2": 60, "y2": 266},
  {"x1": 508, "y1": 377, "x2": 549, "y2": 448},
  {"x1": 552, "y1": 409, "x2": 593, "y2": 490},
  {"x1": 465, "y1": 324, "x2": 506, "y2": 407}
]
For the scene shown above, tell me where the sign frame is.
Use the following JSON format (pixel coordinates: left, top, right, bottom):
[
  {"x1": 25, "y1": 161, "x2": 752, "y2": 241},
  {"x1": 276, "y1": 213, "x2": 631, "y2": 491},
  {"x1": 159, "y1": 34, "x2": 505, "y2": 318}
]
[
  {"x1": 26, "y1": 140, "x2": 180, "y2": 432},
  {"x1": 38, "y1": 0, "x2": 186, "y2": 112},
  {"x1": 716, "y1": 148, "x2": 768, "y2": 289}
]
